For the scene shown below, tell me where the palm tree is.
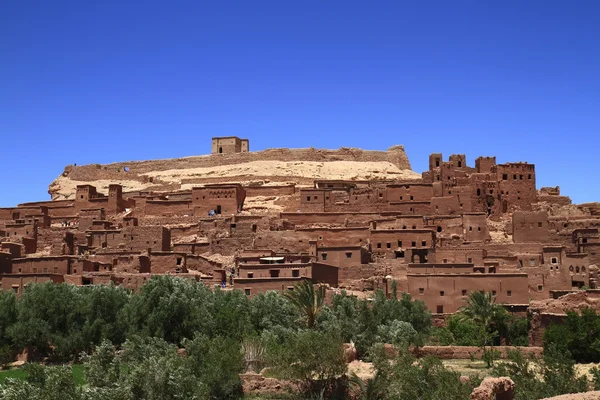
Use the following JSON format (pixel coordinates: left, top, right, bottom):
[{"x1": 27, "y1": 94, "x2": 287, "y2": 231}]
[
  {"x1": 459, "y1": 291, "x2": 503, "y2": 332},
  {"x1": 285, "y1": 280, "x2": 326, "y2": 328},
  {"x1": 459, "y1": 291, "x2": 507, "y2": 366}
]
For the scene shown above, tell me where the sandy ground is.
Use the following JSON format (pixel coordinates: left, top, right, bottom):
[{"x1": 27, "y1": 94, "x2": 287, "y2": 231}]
[
  {"x1": 50, "y1": 176, "x2": 150, "y2": 200},
  {"x1": 142, "y1": 160, "x2": 420, "y2": 184}
]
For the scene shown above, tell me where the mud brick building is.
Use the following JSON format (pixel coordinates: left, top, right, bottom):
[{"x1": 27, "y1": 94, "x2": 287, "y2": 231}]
[{"x1": 1, "y1": 138, "x2": 599, "y2": 322}]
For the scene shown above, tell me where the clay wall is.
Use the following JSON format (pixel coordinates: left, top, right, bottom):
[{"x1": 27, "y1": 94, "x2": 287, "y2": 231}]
[
  {"x1": 192, "y1": 185, "x2": 246, "y2": 216},
  {"x1": 150, "y1": 252, "x2": 187, "y2": 274},
  {"x1": 1, "y1": 242, "x2": 24, "y2": 258},
  {"x1": 211, "y1": 136, "x2": 249, "y2": 154},
  {"x1": 185, "y1": 254, "x2": 220, "y2": 275},
  {"x1": 407, "y1": 273, "x2": 528, "y2": 313},
  {"x1": 370, "y1": 229, "x2": 435, "y2": 258},
  {"x1": 172, "y1": 242, "x2": 210, "y2": 255},
  {"x1": 92, "y1": 226, "x2": 170, "y2": 252},
  {"x1": 430, "y1": 195, "x2": 462, "y2": 215},
  {"x1": 0, "y1": 253, "x2": 12, "y2": 274},
  {"x1": 1, "y1": 274, "x2": 64, "y2": 295},
  {"x1": 169, "y1": 224, "x2": 199, "y2": 240},
  {"x1": 280, "y1": 212, "x2": 383, "y2": 226},
  {"x1": 310, "y1": 262, "x2": 339, "y2": 286},
  {"x1": 294, "y1": 227, "x2": 370, "y2": 247},
  {"x1": 463, "y1": 213, "x2": 489, "y2": 242},
  {"x1": 244, "y1": 185, "x2": 296, "y2": 197},
  {"x1": 234, "y1": 278, "x2": 308, "y2": 297},
  {"x1": 299, "y1": 189, "x2": 330, "y2": 213},
  {"x1": 497, "y1": 163, "x2": 537, "y2": 211},
  {"x1": 237, "y1": 262, "x2": 311, "y2": 279},
  {"x1": 475, "y1": 156, "x2": 497, "y2": 173},
  {"x1": 112, "y1": 254, "x2": 150, "y2": 274},
  {"x1": 423, "y1": 215, "x2": 463, "y2": 237},
  {"x1": 4, "y1": 222, "x2": 36, "y2": 238},
  {"x1": 387, "y1": 201, "x2": 432, "y2": 215},
  {"x1": 386, "y1": 184, "x2": 433, "y2": 203},
  {"x1": 143, "y1": 200, "x2": 193, "y2": 217},
  {"x1": 11, "y1": 257, "x2": 74, "y2": 275},
  {"x1": 513, "y1": 211, "x2": 549, "y2": 243}
]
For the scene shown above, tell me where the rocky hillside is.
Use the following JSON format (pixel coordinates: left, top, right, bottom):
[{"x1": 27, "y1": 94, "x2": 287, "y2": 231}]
[{"x1": 48, "y1": 146, "x2": 419, "y2": 200}]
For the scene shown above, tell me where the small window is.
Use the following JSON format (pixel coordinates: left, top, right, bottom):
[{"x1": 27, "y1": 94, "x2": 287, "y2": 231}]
[
  {"x1": 537, "y1": 285, "x2": 543, "y2": 292},
  {"x1": 469, "y1": 226, "x2": 473, "y2": 231},
  {"x1": 410, "y1": 196, "x2": 414, "y2": 200},
  {"x1": 437, "y1": 305, "x2": 444, "y2": 313},
  {"x1": 292, "y1": 269, "x2": 300, "y2": 277},
  {"x1": 467, "y1": 257, "x2": 473, "y2": 263},
  {"x1": 418, "y1": 288, "x2": 424, "y2": 294},
  {"x1": 502, "y1": 174, "x2": 508, "y2": 180},
  {"x1": 491, "y1": 290, "x2": 497, "y2": 296},
  {"x1": 306, "y1": 196, "x2": 311, "y2": 201},
  {"x1": 507, "y1": 290, "x2": 512, "y2": 297},
  {"x1": 411, "y1": 241, "x2": 416, "y2": 247},
  {"x1": 377, "y1": 243, "x2": 382, "y2": 248},
  {"x1": 176, "y1": 258, "x2": 182, "y2": 266},
  {"x1": 461, "y1": 289, "x2": 467, "y2": 296},
  {"x1": 437, "y1": 226, "x2": 442, "y2": 232},
  {"x1": 397, "y1": 240, "x2": 402, "y2": 247},
  {"x1": 421, "y1": 241, "x2": 426, "y2": 246},
  {"x1": 538, "y1": 222, "x2": 543, "y2": 228},
  {"x1": 386, "y1": 242, "x2": 391, "y2": 249},
  {"x1": 248, "y1": 272, "x2": 253, "y2": 278},
  {"x1": 551, "y1": 257, "x2": 557, "y2": 264},
  {"x1": 440, "y1": 291, "x2": 444, "y2": 296},
  {"x1": 244, "y1": 288, "x2": 251, "y2": 296},
  {"x1": 345, "y1": 252, "x2": 352, "y2": 258},
  {"x1": 321, "y1": 253, "x2": 327, "y2": 261}
]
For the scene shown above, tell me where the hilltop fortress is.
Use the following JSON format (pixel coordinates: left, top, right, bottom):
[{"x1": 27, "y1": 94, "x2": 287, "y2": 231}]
[{"x1": 2, "y1": 137, "x2": 600, "y2": 327}]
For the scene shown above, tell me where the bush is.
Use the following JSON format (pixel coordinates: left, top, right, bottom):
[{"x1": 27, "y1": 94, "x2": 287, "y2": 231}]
[
  {"x1": 493, "y1": 347, "x2": 588, "y2": 400},
  {"x1": 544, "y1": 307, "x2": 600, "y2": 363},
  {"x1": 367, "y1": 344, "x2": 477, "y2": 400},
  {"x1": 265, "y1": 330, "x2": 347, "y2": 396}
]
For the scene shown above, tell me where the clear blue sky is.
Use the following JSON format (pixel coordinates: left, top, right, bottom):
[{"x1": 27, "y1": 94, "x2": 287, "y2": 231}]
[{"x1": 1, "y1": 1, "x2": 599, "y2": 207}]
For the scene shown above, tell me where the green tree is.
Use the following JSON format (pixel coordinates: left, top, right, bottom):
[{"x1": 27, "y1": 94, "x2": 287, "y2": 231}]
[
  {"x1": 284, "y1": 280, "x2": 325, "y2": 328},
  {"x1": 458, "y1": 291, "x2": 507, "y2": 366},
  {"x1": 368, "y1": 344, "x2": 477, "y2": 400},
  {"x1": 265, "y1": 330, "x2": 347, "y2": 397},
  {"x1": 120, "y1": 275, "x2": 214, "y2": 344},
  {"x1": 0, "y1": 290, "x2": 17, "y2": 366},
  {"x1": 544, "y1": 307, "x2": 600, "y2": 363},
  {"x1": 184, "y1": 334, "x2": 244, "y2": 399},
  {"x1": 493, "y1": 347, "x2": 588, "y2": 400},
  {"x1": 248, "y1": 290, "x2": 299, "y2": 332}
]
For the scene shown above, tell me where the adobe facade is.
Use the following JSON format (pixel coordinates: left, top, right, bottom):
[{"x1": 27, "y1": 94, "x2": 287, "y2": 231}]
[
  {"x1": 211, "y1": 136, "x2": 249, "y2": 154},
  {"x1": 1, "y1": 141, "x2": 599, "y2": 322}
]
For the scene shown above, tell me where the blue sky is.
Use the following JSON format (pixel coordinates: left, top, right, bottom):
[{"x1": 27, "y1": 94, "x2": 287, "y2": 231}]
[{"x1": 1, "y1": 1, "x2": 599, "y2": 207}]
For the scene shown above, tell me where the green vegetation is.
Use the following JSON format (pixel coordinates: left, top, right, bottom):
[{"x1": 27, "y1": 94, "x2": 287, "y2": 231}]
[
  {"x1": 0, "y1": 278, "x2": 595, "y2": 399},
  {"x1": 492, "y1": 347, "x2": 589, "y2": 400},
  {"x1": 430, "y1": 292, "x2": 529, "y2": 354},
  {"x1": 544, "y1": 307, "x2": 600, "y2": 363}
]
